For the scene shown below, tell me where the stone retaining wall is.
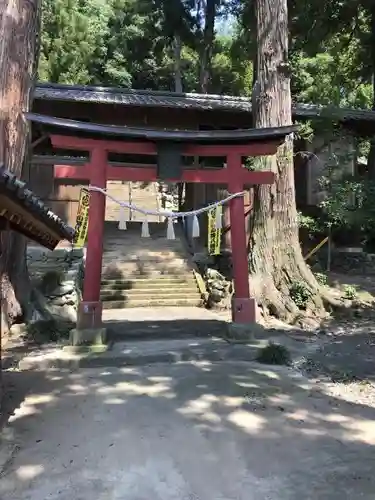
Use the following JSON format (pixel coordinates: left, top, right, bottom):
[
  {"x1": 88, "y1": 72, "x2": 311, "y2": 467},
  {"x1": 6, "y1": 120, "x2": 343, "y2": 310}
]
[
  {"x1": 192, "y1": 252, "x2": 232, "y2": 310},
  {"x1": 27, "y1": 246, "x2": 85, "y2": 322},
  {"x1": 313, "y1": 249, "x2": 375, "y2": 275}
]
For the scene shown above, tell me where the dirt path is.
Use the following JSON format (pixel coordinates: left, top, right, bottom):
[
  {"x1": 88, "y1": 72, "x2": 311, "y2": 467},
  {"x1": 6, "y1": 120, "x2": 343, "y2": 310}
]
[{"x1": 1, "y1": 362, "x2": 375, "y2": 500}]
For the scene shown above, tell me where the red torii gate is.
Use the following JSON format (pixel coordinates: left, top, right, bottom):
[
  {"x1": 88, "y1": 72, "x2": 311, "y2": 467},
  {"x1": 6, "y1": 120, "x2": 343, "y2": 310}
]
[{"x1": 27, "y1": 113, "x2": 296, "y2": 333}]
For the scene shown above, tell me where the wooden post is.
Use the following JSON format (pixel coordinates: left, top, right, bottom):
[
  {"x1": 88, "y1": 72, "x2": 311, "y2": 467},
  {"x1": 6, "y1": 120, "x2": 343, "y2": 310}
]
[
  {"x1": 78, "y1": 148, "x2": 107, "y2": 329},
  {"x1": 227, "y1": 153, "x2": 256, "y2": 323}
]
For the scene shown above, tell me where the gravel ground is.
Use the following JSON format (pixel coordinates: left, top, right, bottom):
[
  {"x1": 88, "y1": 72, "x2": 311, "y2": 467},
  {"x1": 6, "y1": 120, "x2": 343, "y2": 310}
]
[
  {"x1": 294, "y1": 310, "x2": 375, "y2": 410},
  {"x1": 1, "y1": 361, "x2": 375, "y2": 500}
]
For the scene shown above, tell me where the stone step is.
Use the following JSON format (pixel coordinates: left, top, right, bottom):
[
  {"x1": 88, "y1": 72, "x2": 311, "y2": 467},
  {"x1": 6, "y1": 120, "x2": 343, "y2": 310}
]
[
  {"x1": 102, "y1": 257, "x2": 189, "y2": 263},
  {"x1": 102, "y1": 253, "x2": 187, "y2": 261},
  {"x1": 106, "y1": 321, "x2": 224, "y2": 341},
  {"x1": 101, "y1": 269, "x2": 192, "y2": 279},
  {"x1": 100, "y1": 288, "x2": 199, "y2": 301},
  {"x1": 101, "y1": 276, "x2": 195, "y2": 286},
  {"x1": 101, "y1": 290, "x2": 200, "y2": 300},
  {"x1": 102, "y1": 264, "x2": 190, "y2": 274},
  {"x1": 103, "y1": 240, "x2": 186, "y2": 247},
  {"x1": 103, "y1": 250, "x2": 187, "y2": 256},
  {"x1": 103, "y1": 258, "x2": 188, "y2": 265},
  {"x1": 18, "y1": 337, "x2": 270, "y2": 370},
  {"x1": 100, "y1": 280, "x2": 197, "y2": 291},
  {"x1": 102, "y1": 258, "x2": 188, "y2": 266},
  {"x1": 104, "y1": 239, "x2": 180, "y2": 246},
  {"x1": 102, "y1": 297, "x2": 204, "y2": 309}
]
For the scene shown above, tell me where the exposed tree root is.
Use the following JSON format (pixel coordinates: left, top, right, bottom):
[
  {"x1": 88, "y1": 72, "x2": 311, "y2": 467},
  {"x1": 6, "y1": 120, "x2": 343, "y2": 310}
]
[{"x1": 248, "y1": 242, "x2": 345, "y2": 329}]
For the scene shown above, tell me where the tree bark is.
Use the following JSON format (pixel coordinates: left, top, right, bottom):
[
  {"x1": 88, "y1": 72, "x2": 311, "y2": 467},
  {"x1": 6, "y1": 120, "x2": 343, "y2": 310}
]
[
  {"x1": 250, "y1": 0, "x2": 328, "y2": 324},
  {"x1": 365, "y1": 4, "x2": 375, "y2": 178},
  {"x1": 199, "y1": 0, "x2": 216, "y2": 93},
  {"x1": 173, "y1": 34, "x2": 183, "y2": 93},
  {"x1": 0, "y1": 0, "x2": 41, "y2": 334}
]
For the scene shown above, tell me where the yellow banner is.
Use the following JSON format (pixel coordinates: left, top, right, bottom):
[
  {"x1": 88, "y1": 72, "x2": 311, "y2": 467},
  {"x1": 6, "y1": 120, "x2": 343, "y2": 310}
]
[
  {"x1": 207, "y1": 206, "x2": 222, "y2": 255},
  {"x1": 73, "y1": 188, "x2": 90, "y2": 248}
]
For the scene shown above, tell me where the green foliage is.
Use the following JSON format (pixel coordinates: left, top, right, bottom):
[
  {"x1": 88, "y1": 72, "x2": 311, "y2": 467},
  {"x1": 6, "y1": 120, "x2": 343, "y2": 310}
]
[
  {"x1": 294, "y1": 121, "x2": 314, "y2": 142},
  {"x1": 37, "y1": 0, "x2": 375, "y2": 115},
  {"x1": 313, "y1": 142, "x2": 375, "y2": 240},
  {"x1": 317, "y1": 152, "x2": 375, "y2": 241},
  {"x1": 314, "y1": 272, "x2": 328, "y2": 286},
  {"x1": 289, "y1": 281, "x2": 311, "y2": 309},
  {"x1": 39, "y1": 0, "x2": 112, "y2": 84},
  {"x1": 38, "y1": 0, "x2": 245, "y2": 93},
  {"x1": 297, "y1": 212, "x2": 320, "y2": 233},
  {"x1": 343, "y1": 284, "x2": 358, "y2": 300},
  {"x1": 256, "y1": 342, "x2": 291, "y2": 366},
  {"x1": 102, "y1": 0, "x2": 170, "y2": 89},
  {"x1": 291, "y1": 46, "x2": 372, "y2": 108}
]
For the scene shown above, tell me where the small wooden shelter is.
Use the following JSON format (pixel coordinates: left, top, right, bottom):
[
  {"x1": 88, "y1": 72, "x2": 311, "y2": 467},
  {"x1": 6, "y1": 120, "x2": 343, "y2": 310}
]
[
  {"x1": 0, "y1": 164, "x2": 74, "y2": 249},
  {"x1": 0, "y1": 163, "x2": 74, "y2": 400}
]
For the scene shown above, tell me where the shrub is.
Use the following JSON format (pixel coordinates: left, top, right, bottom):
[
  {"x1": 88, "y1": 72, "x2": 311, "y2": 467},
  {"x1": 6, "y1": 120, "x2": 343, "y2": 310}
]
[
  {"x1": 343, "y1": 284, "x2": 358, "y2": 300},
  {"x1": 256, "y1": 342, "x2": 291, "y2": 365},
  {"x1": 289, "y1": 281, "x2": 311, "y2": 309},
  {"x1": 314, "y1": 272, "x2": 328, "y2": 286}
]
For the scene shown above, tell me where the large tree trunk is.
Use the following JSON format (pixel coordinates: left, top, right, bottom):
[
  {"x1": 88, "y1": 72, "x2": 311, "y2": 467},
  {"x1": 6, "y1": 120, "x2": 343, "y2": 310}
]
[
  {"x1": 199, "y1": 0, "x2": 215, "y2": 93},
  {"x1": 250, "y1": 0, "x2": 328, "y2": 324},
  {"x1": 0, "y1": 0, "x2": 41, "y2": 335},
  {"x1": 173, "y1": 34, "x2": 183, "y2": 93},
  {"x1": 366, "y1": 4, "x2": 375, "y2": 178}
]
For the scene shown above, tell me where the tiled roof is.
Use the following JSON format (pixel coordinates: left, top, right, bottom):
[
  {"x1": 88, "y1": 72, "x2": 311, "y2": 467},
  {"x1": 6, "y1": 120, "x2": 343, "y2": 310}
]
[
  {"x1": 34, "y1": 83, "x2": 375, "y2": 123},
  {"x1": 34, "y1": 83, "x2": 253, "y2": 112},
  {"x1": 26, "y1": 112, "x2": 298, "y2": 144},
  {"x1": 0, "y1": 165, "x2": 75, "y2": 245}
]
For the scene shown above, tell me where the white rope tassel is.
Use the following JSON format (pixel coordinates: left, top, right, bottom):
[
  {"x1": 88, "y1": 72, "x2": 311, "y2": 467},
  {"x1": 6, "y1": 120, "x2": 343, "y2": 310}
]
[
  {"x1": 141, "y1": 219, "x2": 150, "y2": 238},
  {"x1": 87, "y1": 185, "x2": 245, "y2": 220},
  {"x1": 166, "y1": 217, "x2": 175, "y2": 240},
  {"x1": 192, "y1": 214, "x2": 200, "y2": 238},
  {"x1": 215, "y1": 205, "x2": 222, "y2": 229},
  {"x1": 118, "y1": 206, "x2": 127, "y2": 230}
]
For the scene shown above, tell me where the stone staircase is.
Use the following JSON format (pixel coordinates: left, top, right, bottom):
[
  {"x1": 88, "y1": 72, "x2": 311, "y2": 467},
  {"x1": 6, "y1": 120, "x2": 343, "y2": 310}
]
[{"x1": 100, "y1": 221, "x2": 203, "y2": 309}]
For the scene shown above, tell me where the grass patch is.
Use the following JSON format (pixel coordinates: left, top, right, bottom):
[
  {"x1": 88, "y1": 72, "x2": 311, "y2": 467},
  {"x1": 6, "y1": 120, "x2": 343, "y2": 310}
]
[{"x1": 256, "y1": 342, "x2": 291, "y2": 365}]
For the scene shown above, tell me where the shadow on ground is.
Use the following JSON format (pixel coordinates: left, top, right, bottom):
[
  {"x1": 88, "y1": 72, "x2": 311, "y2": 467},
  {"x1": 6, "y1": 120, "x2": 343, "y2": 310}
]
[
  {"x1": 305, "y1": 317, "x2": 375, "y2": 383},
  {"x1": 1, "y1": 359, "x2": 375, "y2": 499},
  {"x1": 104, "y1": 318, "x2": 227, "y2": 341}
]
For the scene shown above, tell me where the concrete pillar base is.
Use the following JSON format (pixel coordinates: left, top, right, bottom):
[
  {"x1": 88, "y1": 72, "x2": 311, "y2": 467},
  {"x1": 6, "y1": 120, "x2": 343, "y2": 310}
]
[
  {"x1": 77, "y1": 301, "x2": 103, "y2": 330},
  {"x1": 69, "y1": 327, "x2": 107, "y2": 346},
  {"x1": 231, "y1": 297, "x2": 257, "y2": 323}
]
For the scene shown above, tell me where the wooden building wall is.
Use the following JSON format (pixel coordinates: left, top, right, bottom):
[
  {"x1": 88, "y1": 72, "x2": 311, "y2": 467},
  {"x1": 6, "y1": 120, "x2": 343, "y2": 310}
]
[
  {"x1": 29, "y1": 161, "x2": 161, "y2": 228},
  {"x1": 28, "y1": 163, "x2": 85, "y2": 227}
]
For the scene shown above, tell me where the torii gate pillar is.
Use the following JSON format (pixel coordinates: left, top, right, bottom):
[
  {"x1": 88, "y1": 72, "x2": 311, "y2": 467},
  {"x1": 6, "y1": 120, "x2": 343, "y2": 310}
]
[{"x1": 227, "y1": 153, "x2": 256, "y2": 323}]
